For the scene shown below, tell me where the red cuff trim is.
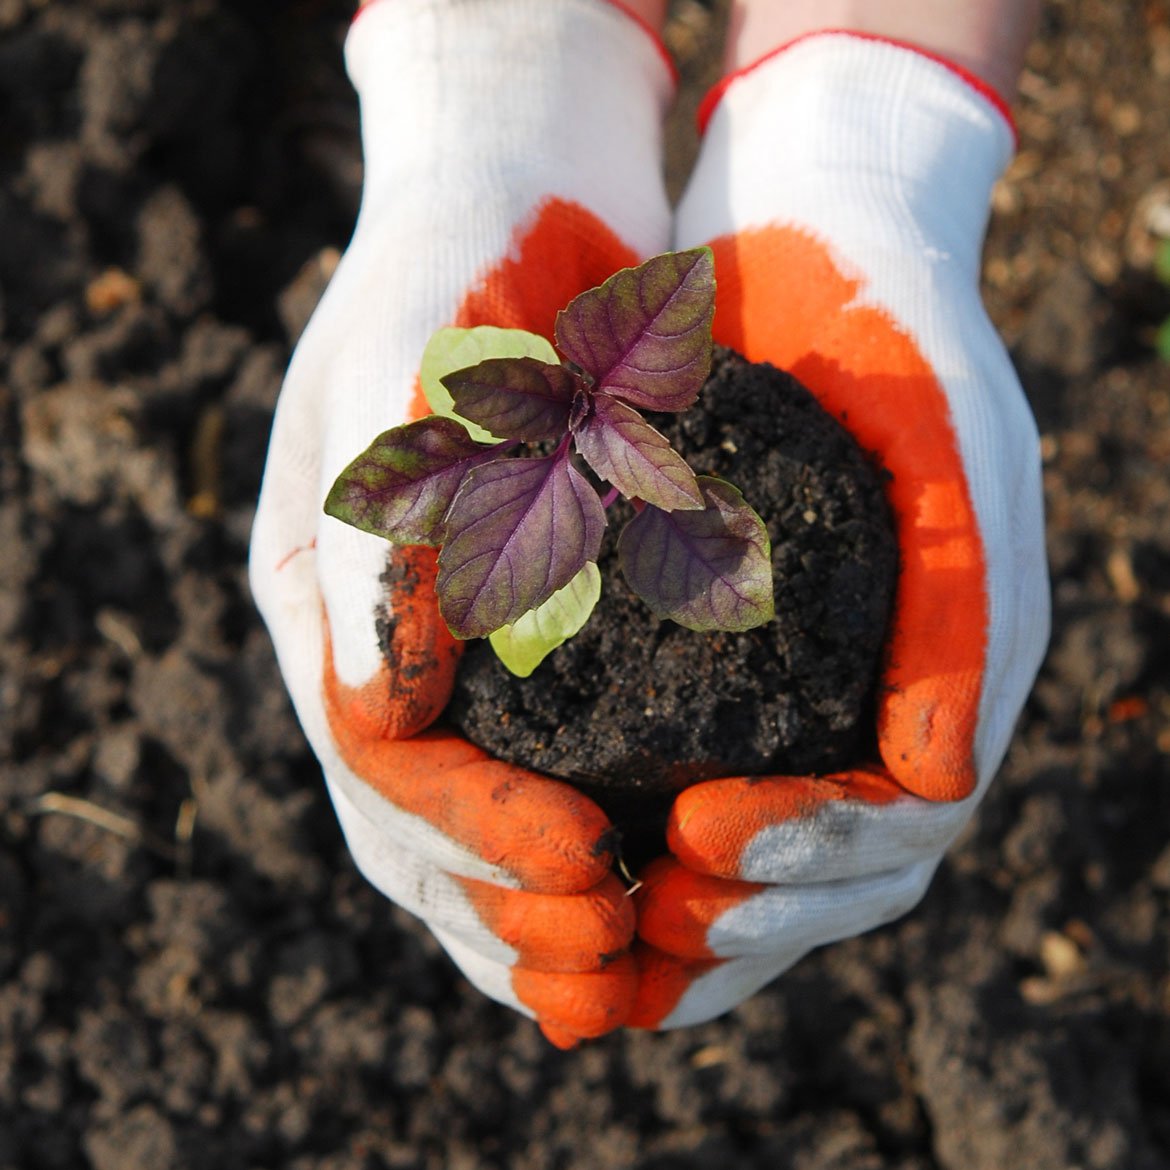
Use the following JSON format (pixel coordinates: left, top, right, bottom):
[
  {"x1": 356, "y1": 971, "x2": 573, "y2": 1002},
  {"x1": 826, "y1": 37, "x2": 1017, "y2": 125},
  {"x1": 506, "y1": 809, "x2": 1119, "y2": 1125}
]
[
  {"x1": 350, "y1": 0, "x2": 382, "y2": 28},
  {"x1": 352, "y1": 0, "x2": 679, "y2": 87},
  {"x1": 697, "y1": 30, "x2": 1017, "y2": 144}
]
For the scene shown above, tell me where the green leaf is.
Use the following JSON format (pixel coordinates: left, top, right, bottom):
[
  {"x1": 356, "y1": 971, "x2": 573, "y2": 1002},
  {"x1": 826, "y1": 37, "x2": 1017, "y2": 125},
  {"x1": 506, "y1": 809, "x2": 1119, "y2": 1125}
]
[
  {"x1": 420, "y1": 326, "x2": 560, "y2": 442},
  {"x1": 1154, "y1": 238, "x2": 1170, "y2": 287},
  {"x1": 1156, "y1": 316, "x2": 1170, "y2": 363},
  {"x1": 488, "y1": 563, "x2": 601, "y2": 677}
]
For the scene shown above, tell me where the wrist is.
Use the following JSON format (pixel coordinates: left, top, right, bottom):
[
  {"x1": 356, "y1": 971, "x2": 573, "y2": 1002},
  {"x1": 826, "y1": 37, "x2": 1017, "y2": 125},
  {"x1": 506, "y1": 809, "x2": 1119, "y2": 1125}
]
[
  {"x1": 346, "y1": 0, "x2": 673, "y2": 243},
  {"x1": 354, "y1": 0, "x2": 673, "y2": 78},
  {"x1": 721, "y1": 0, "x2": 1040, "y2": 104},
  {"x1": 683, "y1": 33, "x2": 1014, "y2": 280}
]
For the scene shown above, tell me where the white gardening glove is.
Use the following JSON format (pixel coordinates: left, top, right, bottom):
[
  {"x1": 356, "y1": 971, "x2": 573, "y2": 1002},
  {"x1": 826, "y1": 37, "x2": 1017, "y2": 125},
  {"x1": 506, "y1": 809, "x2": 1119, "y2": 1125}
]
[
  {"x1": 628, "y1": 33, "x2": 1050, "y2": 1029},
  {"x1": 250, "y1": 0, "x2": 674, "y2": 1046}
]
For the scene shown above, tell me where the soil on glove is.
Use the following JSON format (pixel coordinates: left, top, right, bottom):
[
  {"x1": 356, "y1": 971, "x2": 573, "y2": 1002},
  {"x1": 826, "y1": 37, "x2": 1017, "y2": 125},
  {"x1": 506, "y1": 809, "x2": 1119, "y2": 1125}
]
[
  {"x1": 4, "y1": 2, "x2": 1170, "y2": 1169},
  {"x1": 446, "y1": 348, "x2": 898, "y2": 826}
]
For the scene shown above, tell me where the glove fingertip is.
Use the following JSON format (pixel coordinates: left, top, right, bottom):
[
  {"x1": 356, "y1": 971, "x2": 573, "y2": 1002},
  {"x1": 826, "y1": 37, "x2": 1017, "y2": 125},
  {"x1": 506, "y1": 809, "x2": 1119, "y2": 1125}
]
[
  {"x1": 667, "y1": 777, "x2": 815, "y2": 877},
  {"x1": 513, "y1": 952, "x2": 639, "y2": 1043},
  {"x1": 538, "y1": 1022, "x2": 582, "y2": 1050}
]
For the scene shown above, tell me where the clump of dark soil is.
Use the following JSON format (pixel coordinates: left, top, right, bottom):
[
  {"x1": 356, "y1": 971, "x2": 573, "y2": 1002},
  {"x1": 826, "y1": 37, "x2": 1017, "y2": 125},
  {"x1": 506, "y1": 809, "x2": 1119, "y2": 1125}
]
[{"x1": 447, "y1": 348, "x2": 898, "y2": 815}]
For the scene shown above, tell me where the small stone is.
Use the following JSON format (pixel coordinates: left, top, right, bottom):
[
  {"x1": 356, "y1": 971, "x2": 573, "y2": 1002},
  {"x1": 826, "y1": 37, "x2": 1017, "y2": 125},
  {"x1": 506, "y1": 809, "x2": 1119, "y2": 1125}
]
[
  {"x1": 85, "y1": 267, "x2": 141, "y2": 315},
  {"x1": 92, "y1": 723, "x2": 141, "y2": 789},
  {"x1": 84, "y1": 1104, "x2": 176, "y2": 1170},
  {"x1": 1039, "y1": 930, "x2": 1085, "y2": 981}
]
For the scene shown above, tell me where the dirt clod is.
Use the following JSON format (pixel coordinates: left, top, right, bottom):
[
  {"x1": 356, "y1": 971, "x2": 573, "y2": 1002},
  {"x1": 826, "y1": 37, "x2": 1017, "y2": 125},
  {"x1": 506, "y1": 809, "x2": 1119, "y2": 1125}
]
[{"x1": 447, "y1": 350, "x2": 897, "y2": 818}]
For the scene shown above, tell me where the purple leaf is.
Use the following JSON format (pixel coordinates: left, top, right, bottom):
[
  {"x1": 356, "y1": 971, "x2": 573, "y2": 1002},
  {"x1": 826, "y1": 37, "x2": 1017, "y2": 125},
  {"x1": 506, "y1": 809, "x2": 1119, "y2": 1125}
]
[
  {"x1": 618, "y1": 476, "x2": 774, "y2": 632},
  {"x1": 324, "y1": 416, "x2": 496, "y2": 546},
  {"x1": 437, "y1": 450, "x2": 606, "y2": 639},
  {"x1": 554, "y1": 247, "x2": 715, "y2": 412},
  {"x1": 442, "y1": 357, "x2": 580, "y2": 442},
  {"x1": 573, "y1": 395, "x2": 704, "y2": 512}
]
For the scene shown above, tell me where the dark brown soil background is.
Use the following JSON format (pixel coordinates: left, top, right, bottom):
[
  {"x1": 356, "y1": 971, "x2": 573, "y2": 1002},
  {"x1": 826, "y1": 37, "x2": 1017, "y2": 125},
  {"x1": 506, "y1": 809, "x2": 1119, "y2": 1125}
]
[{"x1": 2, "y1": 1, "x2": 1169, "y2": 1167}]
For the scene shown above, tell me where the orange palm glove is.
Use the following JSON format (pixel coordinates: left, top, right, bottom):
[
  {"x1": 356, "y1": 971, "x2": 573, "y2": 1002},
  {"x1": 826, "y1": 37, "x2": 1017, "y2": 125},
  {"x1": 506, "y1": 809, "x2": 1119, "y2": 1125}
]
[
  {"x1": 629, "y1": 33, "x2": 1051, "y2": 1029},
  {"x1": 250, "y1": 0, "x2": 675, "y2": 1046}
]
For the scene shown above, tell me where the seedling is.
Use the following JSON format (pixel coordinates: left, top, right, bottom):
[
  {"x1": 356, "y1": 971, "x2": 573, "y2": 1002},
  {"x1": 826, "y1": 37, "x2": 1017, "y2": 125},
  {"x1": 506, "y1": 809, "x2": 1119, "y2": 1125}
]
[{"x1": 325, "y1": 248, "x2": 774, "y2": 675}]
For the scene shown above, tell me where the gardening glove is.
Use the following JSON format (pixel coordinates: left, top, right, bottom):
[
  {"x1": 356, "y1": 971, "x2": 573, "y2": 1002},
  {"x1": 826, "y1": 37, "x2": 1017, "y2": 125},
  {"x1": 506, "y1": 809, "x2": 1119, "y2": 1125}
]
[
  {"x1": 250, "y1": 0, "x2": 674, "y2": 1046},
  {"x1": 630, "y1": 32, "x2": 1051, "y2": 1028}
]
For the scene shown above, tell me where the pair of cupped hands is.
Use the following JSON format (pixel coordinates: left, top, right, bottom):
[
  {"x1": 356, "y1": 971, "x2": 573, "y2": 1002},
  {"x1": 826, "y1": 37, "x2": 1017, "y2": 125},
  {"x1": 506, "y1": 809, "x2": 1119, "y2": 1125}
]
[{"x1": 250, "y1": 2, "x2": 1050, "y2": 1047}]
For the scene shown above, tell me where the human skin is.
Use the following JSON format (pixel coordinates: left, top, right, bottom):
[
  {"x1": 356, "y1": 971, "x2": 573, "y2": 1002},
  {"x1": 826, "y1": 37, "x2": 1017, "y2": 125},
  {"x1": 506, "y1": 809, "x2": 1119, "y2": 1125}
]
[
  {"x1": 355, "y1": 0, "x2": 1039, "y2": 105},
  {"x1": 355, "y1": 0, "x2": 668, "y2": 22}
]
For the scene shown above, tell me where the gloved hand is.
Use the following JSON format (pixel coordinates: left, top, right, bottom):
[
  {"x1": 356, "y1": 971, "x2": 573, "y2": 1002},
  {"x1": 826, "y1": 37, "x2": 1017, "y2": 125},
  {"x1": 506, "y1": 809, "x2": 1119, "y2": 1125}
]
[
  {"x1": 629, "y1": 33, "x2": 1051, "y2": 1028},
  {"x1": 249, "y1": 0, "x2": 674, "y2": 1047}
]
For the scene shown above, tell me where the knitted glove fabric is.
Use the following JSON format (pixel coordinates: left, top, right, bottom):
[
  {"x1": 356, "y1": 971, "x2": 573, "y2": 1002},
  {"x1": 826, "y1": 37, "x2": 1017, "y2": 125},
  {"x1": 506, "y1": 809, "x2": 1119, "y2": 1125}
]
[
  {"x1": 630, "y1": 33, "x2": 1050, "y2": 1029},
  {"x1": 251, "y1": 0, "x2": 673, "y2": 1046}
]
